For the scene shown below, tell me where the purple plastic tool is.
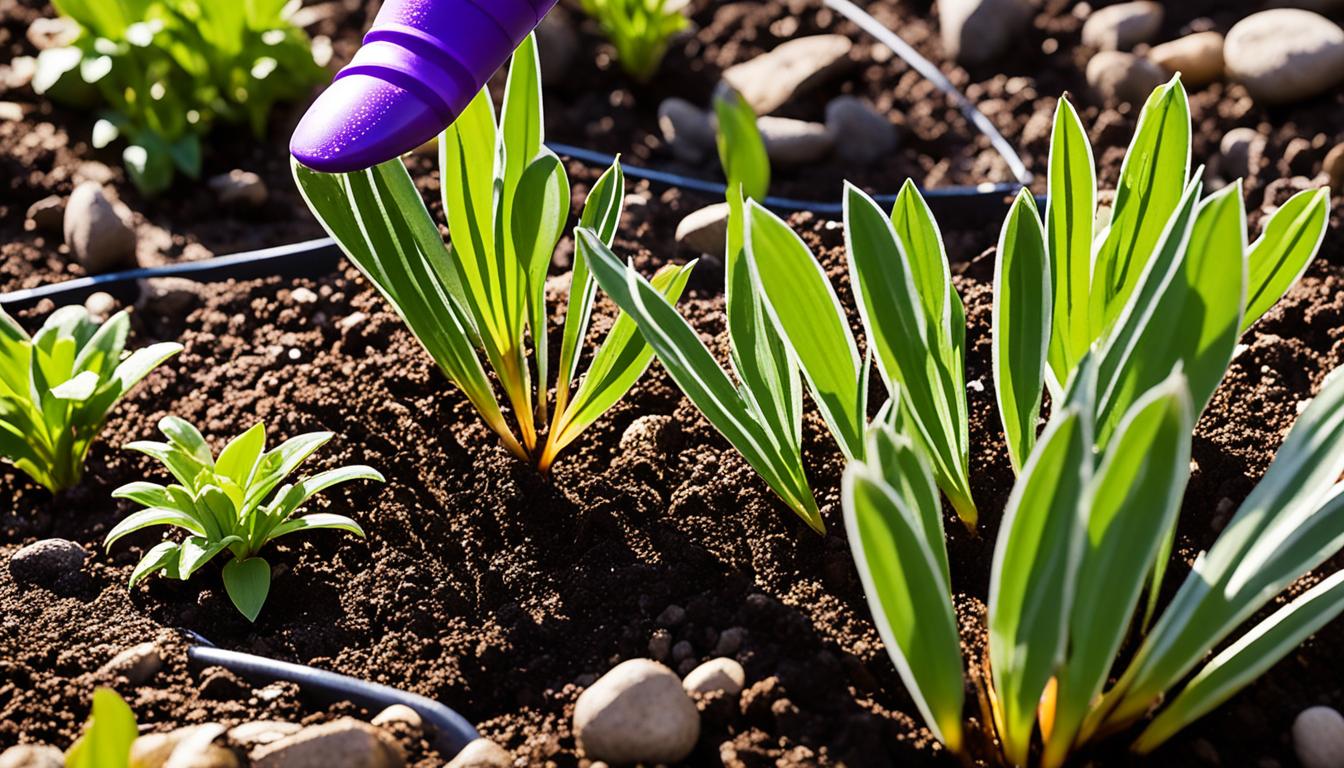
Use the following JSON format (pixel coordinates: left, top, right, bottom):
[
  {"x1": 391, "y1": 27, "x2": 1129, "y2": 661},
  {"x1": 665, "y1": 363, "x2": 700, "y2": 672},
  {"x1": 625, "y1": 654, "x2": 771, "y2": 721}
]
[{"x1": 291, "y1": 0, "x2": 559, "y2": 173}]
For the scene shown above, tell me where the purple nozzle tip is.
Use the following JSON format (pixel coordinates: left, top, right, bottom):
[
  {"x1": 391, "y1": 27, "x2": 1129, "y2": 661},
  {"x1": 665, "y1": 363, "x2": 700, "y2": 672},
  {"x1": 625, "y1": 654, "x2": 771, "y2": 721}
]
[{"x1": 291, "y1": 0, "x2": 560, "y2": 174}]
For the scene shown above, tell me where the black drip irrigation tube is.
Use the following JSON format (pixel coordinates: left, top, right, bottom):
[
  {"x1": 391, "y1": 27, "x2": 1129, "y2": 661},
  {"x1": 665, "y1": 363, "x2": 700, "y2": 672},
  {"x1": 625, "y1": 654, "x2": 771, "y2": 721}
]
[
  {"x1": 0, "y1": 2, "x2": 1033, "y2": 757},
  {"x1": 183, "y1": 631, "x2": 480, "y2": 757}
]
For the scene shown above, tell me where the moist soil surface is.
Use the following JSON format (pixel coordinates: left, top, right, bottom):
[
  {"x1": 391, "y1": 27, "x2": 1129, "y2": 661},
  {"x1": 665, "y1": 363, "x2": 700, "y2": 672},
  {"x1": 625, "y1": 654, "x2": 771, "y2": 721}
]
[
  {"x1": 4, "y1": 156, "x2": 1344, "y2": 766},
  {"x1": 3, "y1": 0, "x2": 1344, "y2": 766}
]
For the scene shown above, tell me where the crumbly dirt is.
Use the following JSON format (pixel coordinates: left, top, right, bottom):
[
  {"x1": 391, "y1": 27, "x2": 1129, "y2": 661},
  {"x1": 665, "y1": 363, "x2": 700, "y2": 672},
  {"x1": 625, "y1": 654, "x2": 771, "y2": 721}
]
[
  {"x1": 3, "y1": 164, "x2": 1343, "y2": 764},
  {"x1": 3, "y1": 0, "x2": 1344, "y2": 766}
]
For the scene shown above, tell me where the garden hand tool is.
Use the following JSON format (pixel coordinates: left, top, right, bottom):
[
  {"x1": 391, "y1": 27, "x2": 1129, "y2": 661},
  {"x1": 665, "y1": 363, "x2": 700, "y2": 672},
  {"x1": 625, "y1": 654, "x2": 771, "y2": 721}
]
[{"x1": 291, "y1": 0, "x2": 559, "y2": 172}]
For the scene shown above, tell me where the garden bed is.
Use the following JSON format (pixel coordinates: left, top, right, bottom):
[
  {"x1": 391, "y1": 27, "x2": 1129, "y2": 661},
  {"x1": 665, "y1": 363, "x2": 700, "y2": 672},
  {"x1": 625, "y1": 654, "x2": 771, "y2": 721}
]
[
  {"x1": 4, "y1": 0, "x2": 1344, "y2": 765},
  {"x1": 5, "y1": 161, "x2": 1344, "y2": 764}
]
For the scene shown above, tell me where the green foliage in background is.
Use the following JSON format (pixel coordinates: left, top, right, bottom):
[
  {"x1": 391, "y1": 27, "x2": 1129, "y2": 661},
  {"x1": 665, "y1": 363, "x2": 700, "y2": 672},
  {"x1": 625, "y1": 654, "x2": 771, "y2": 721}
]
[
  {"x1": 579, "y1": 0, "x2": 689, "y2": 82},
  {"x1": 106, "y1": 416, "x2": 382, "y2": 621},
  {"x1": 34, "y1": 0, "x2": 325, "y2": 194},
  {"x1": 296, "y1": 35, "x2": 694, "y2": 471},
  {"x1": 0, "y1": 305, "x2": 181, "y2": 493}
]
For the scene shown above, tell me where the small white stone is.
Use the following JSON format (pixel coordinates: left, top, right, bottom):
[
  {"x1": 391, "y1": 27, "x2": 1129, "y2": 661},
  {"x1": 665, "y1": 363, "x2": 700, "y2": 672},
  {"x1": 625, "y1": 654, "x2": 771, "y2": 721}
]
[
  {"x1": 446, "y1": 738, "x2": 512, "y2": 768},
  {"x1": 64, "y1": 183, "x2": 137, "y2": 275},
  {"x1": 98, "y1": 641, "x2": 162, "y2": 685},
  {"x1": 683, "y1": 658, "x2": 746, "y2": 696},
  {"x1": 370, "y1": 704, "x2": 422, "y2": 732},
  {"x1": 1082, "y1": 1, "x2": 1163, "y2": 51},
  {"x1": 721, "y1": 35, "x2": 852, "y2": 114},
  {"x1": 289, "y1": 287, "x2": 319, "y2": 305},
  {"x1": 1224, "y1": 9, "x2": 1344, "y2": 104},
  {"x1": 573, "y1": 659, "x2": 699, "y2": 765},
  {"x1": 83, "y1": 291, "x2": 117, "y2": 321},
  {"x1": 252, "y1": 718, "x2": 404, "y2": 768},
  {"x1": 1086, "y1": 50, "x2": 1166, "y2": 105},
  {"x1": 208, "y1": 170, "x2": 268, "y2": 208},
  {"x1": 0, "y1": 745, "x2": 63, "y2": 768},
  {"x1": 1148, "y1": 31, "x2": 1225, "y2": 86},
  {"x1": 674, "y1": 203, "x2": 731, "y2": 256},
  {"x1": 226, "y1": 721, "x2": 302, "y2": 750},
  {"x1": 1295, "y1": 706, "x2": 1344, "y2": 768},
  {"x1": 758, "y1": 116, "x2": 834, "y2": 166},
  {"x1": 1219, "y1": 127, "x2": 1266, "y2": 180}
]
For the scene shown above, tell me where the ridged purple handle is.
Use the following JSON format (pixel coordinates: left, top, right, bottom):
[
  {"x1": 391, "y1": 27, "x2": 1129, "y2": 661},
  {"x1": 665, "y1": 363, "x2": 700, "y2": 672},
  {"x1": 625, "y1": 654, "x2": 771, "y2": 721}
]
[{"x1": 291, "y1": 0, "x2": 559, "y2": 173}]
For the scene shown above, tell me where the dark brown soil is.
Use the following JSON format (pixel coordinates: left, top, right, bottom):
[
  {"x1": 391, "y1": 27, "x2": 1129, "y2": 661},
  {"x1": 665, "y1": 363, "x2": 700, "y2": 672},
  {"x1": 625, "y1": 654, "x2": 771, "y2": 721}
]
[
  {"x1": 3, "y1": 0, "x2": 1344, "y2": 766},
  {"x1": 4, "y1": 152, "x2": 1344, "y2": 764}
]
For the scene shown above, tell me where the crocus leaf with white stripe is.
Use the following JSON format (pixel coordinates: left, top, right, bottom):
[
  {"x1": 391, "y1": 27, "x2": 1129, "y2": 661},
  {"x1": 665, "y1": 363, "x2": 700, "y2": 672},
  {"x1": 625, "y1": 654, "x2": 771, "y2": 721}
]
[
  {"x1": 1041, "y1": 371, "x2": 1193, "y2": 768},
  {"x1": 845, "y1": 181, "x2": 975, "y2": 526},
  {"x1": 1101, "y1": 369, "x2": 1344, "y2": 732},
  {"x1": 1242, "y1": 187, "x2": 1331, "y2": 333},
  {"x1": 993, "y1": 188, "x2": 1051, "y2": 472},
  {"x1": 1095, "y1": 177, "x2": 1246, "y2": 446},
  {"x1": 1044, "y1": 97, "x2": 1095, "y2": 394},
  {"x1": 988, "y1": 399, "x2": 1091, "y2": 766},
  {"x1": 107, "y1": 417, "x2": 383, "y2": 621},
  {"x1": 844, "y1": 423, "x2": 964, "y2": 754},
  {"x1": 296, "y1": 37, "x2": 683, "y2": 470},
  {"x1": 0, "y1": 305, "x2": 180, "y2": 493},
  {"x1": 579, "y1": 227, "x2": 823, "y2": 532},
  {"x1": 745, "y1": 200, "x2": 866, "y2": 461},
  {"x1": 1090, "y1": 76, "x2": 1191, "y2": 337}
]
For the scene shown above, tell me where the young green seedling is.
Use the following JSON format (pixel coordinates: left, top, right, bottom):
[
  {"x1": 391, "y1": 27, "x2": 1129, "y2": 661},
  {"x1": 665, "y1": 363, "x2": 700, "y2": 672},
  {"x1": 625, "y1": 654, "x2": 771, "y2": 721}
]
[
  {"x1": 0, "y1": 305, "x2": 181, "y2": 492},
  {"x1": 106, "y1": 417, "x2": 383, "y2": 622},
  {"x1": 35, "y1": 0, "x2": 324, "y2": 193},
  {"x1": 295, "y1": 35, "x2": 695, "y2": 472},
  {"x1": 578, "y1": 0, "x2": 689, "y2": 82},
  {"x1": 66, "y1": 688, "x2": 137, "y2": 768}
]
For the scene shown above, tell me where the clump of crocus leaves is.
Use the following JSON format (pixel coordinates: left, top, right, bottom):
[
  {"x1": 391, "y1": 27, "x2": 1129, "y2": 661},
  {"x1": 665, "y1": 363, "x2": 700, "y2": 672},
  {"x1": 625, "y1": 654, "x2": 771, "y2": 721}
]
[
  {"x1": 296, "y1": 34, "x2": 694, "y2": 472},
  {"x1": 844, "y1": 77, "x2": 1333, "y2": 766}
]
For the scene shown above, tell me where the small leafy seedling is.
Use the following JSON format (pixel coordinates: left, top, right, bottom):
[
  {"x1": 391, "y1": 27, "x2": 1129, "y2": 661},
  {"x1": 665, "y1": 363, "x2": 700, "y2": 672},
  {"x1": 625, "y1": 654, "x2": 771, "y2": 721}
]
[
  {"x1": 579, "y1": 0, "x2": 689, "y2": 82},
  {"x1": 296, "y1": 35, "x2": 694, "y2": 472},
  {"x1": 0, "y1": 305, "x2": 181, "y2": 492},
  {"x1": 106, "y1": 417, "x2": 383, "y2": 622},
  {"x1": 35, "y1": 0, "x2": 324, "y2": 193},
  {"x1": 65, "y1": 688, "x2": 137, "y2": 768}
]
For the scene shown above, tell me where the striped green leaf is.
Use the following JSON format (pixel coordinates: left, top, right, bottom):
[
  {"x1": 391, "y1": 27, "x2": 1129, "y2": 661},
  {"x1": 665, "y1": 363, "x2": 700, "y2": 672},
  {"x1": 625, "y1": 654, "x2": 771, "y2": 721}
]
[
  {"x1": 988, "y1": 403, "x2": 1092, "y2": 766},
  {"x1": 512, "y1": 149, "x2": 570, "y2": 423},
  {"x1": 745, "y1": 200, "x2": 865, "y2": 460},
  {"x1": 554, "y1": 161, "x2": 626, "y2": 420},
  {"x1": 1044, "y1": 98, "x2": 1096, "y2": 393},
  {"x1": 1134, "y1": 568, "x2": 1344, "y2": 754},
  {"x1": 1042, "y1": 372, "x2": 1193, "y2": 767},
  {"x1": 844, "y1": 425, "x2": 964, "y2": 754},
  {"x1": 1105, "y1": 369, "x2": 1344, "y2": 730},
  {"x1": 1091, "y1": 76, "x2": 1192, "y2": 336},
  {"x1": 546, "y1": 261, "x2": 696, "y2": 460},
  {"x1": 579, "y1": 227, "x2": 822, "y2": 532},
  {"x1": 1242, "y1": 187, "x2": 1331, "y2": 333},
  {"x1": 293, "y1": 158, "x2": 523, "y2": 459},
  {"x1": 844, "y1": 182, "x2": 975, "y2": 526},
  {"x1": 993, "y1": 188, "x2": 1052, "y2": 473},
  {"x1": 713, "y1": 86, "x2": 769, "y2": 203}
]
